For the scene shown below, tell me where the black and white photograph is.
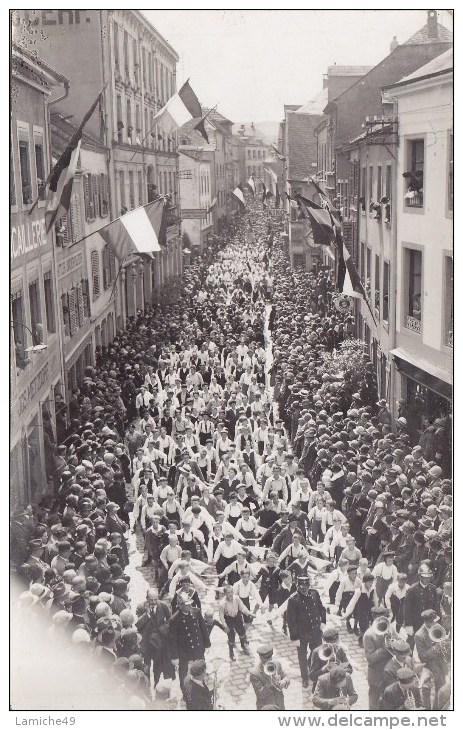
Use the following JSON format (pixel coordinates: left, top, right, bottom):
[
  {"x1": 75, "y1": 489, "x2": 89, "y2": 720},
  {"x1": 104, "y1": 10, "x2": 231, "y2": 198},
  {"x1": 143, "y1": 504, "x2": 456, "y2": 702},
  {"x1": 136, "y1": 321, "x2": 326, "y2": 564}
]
[{"x1": 9, "y1": 7, "x2": 453, "y2": 717}]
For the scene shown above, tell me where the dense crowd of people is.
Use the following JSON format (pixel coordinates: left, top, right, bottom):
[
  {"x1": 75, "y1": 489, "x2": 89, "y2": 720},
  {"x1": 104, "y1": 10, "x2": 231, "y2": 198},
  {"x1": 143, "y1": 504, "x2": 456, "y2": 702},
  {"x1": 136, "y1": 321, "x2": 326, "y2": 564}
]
[{"x1": 11, "y1": 201, "x2": 451, "y2": 711}]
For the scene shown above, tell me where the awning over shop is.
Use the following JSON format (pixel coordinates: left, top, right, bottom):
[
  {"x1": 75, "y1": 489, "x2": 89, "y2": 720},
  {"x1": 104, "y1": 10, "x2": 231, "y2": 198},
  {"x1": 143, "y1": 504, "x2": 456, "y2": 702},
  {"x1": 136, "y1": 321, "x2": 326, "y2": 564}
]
[{"x1": 390, "y1": 347, "x2": 452, "y2": 401}]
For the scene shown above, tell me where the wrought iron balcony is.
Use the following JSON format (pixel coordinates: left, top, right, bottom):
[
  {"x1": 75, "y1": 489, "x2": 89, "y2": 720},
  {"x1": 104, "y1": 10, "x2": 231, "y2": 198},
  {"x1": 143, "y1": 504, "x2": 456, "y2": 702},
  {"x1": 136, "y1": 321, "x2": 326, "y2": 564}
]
[
  {"x1": 405, "y1": 190, "x2": 423, "y2": 208},
  {"x1": 404, "y1": 315, "x2": 421, "y2": 334}
]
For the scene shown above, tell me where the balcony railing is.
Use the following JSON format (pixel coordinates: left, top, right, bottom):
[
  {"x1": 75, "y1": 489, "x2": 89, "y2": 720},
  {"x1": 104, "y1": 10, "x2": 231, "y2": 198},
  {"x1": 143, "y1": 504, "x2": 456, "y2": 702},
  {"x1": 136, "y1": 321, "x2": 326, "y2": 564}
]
[
  {"x1": 404, "y1": 315, "x2": 421, "y2": 334},
  {"x1": 405, "y1": 190, "x2": 423, "y2": 208}
]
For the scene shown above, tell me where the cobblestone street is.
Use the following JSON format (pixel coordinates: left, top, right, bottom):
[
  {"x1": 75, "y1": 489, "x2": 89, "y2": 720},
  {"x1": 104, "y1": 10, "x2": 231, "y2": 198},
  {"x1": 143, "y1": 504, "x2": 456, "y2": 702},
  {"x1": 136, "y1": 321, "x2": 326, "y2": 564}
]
[{"x1": 126, "y1": 527, "x2": 369, "y2": 710}]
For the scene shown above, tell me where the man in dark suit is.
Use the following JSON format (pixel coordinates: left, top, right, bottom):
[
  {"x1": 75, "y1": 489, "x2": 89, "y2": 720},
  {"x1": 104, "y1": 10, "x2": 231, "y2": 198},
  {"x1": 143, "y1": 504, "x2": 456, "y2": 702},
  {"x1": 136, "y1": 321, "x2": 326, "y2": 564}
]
[
  {"x1": 183, "y1": 659, "x2": 214, "y2": 710},
  {"x1": 169, "y1": 589, "x2": 211, "y2": 696},
  {"x1": 287, "y1": 575, "x2": 326, "y2": 688},
  {"x1": 403, "y1": 564, "x2": 441, "y2": 635},
  {"x1": 313, "y1": 666, "x2": 358, "y2": 710},
  {"x1": 136, "y1": 588, "x2": 174, "y2": 686}
]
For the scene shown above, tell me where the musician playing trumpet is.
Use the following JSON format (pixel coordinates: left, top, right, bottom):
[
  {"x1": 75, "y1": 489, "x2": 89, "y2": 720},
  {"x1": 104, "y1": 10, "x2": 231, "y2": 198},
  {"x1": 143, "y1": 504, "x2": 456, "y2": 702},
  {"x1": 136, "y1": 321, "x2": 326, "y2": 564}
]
[
  {"x1": 309, "y1": 628, "x2": 352, "y2": 692},
  {"x1": 250, "y1": 644, "x2": 289, "y2": 710},
  {"x1": 380, "y1": 667, "x2": 422, "y2": 711},
  {"x1": 414, "y1": 610, "x2": 450, "y2": 710},
  {"x1": 313, "y1": 666, "x2": 358, "y2": 710}
]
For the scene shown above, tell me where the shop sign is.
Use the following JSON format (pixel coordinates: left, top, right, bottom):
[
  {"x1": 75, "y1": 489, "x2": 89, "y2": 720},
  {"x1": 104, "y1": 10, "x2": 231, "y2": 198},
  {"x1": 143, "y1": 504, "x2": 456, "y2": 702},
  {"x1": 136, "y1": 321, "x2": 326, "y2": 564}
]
[
  {"x1": 11, "y1": 218, "x2": 48, "y2": 260},
  {"x1": 57, "y1": 250, "x2": 83, "y2": 279}
]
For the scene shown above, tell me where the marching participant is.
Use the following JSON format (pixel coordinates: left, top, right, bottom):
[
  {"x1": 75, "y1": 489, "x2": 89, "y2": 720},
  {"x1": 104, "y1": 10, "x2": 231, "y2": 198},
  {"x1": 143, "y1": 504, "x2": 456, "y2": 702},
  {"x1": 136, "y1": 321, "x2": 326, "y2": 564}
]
[
  {"x1": 287, "y1": 575, "x2": 326, "y2": 689},
  {"x1": 309, "y1": 628, "x2": 352, "y2": 692},
  {"x1": 250, "y1": 644, "x2": 289, "y2": 710}
]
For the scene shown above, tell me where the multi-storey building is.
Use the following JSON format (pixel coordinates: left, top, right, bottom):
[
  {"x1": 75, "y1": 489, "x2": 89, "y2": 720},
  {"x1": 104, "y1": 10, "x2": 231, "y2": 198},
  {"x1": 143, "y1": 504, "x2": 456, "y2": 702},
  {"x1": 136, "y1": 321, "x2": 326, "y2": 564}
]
[
  {"x1": 50, "y1": 113, "x2": 115, "y2": 395},
  {"x1": 386, "y1": 50, "x2": 452, "y2": 442},
  {"x1": 10, "y1": 44, "x2": 68, "y2": 508},
  {"x1": 12, "y1": 9, "x2": 182, "y2": 333},
  {"x1": 316, "y1": 11, "x2": 452, "y2": 277},
  {"x1": 178, "y1": 122, "x2": 215, "y2": 252},
  {"x1": 233, "y1": 123, "x2": 270, "y2": 184},
  {"x1": 344, "y1": 118, "x2": 398, "y2": 406}
]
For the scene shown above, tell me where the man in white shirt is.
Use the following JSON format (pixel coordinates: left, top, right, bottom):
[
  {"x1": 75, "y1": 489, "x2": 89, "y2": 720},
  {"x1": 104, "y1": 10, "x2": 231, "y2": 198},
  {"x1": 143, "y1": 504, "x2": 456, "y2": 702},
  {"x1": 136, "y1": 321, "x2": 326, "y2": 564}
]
[{"x1": 168, "y1": 560, "x2": 207, "y2": 598}]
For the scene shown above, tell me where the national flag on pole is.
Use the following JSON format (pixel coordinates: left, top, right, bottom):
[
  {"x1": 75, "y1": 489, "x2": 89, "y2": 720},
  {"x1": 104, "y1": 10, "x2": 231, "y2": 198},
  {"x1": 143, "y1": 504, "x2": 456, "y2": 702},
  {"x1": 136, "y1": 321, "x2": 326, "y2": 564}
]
[
  {"x1": 309, "y1": 176, "x2": 338, "y2": 214},
  {"x1": 232, "y1": 187, "x2": 246, "y2": 209},
  {"x1": 296, "y1": 194, "x2": 336, "y2": 246},
  {"x1": 207, "y1": 197, "x2": 217, "y2": 213},
  {"x1": 275, "y1": 184, "x2": 281, "y2": 209},
  {"x1": 99, "y1": 200, "x2": 163, "y2": 261},
  {"x1": 44, "y1": 88, "x2": 104, "y2": 232},
  {"x1": 246, "y1": 177, "x2": 256, "y2": 196},
  {"x1": 154, "y1": 79, "x2": 208, "y2": 142},
  {"x1": 337, "y1": 235, "x2": 376, "y2": 321}
]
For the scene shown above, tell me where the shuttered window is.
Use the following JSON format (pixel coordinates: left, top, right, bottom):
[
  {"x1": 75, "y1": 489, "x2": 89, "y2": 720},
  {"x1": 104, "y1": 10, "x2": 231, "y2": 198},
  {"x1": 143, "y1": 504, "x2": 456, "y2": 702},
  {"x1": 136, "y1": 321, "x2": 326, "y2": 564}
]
[
  {"x1": 56, "y1": 214, "x2": 70, "y2": 245},
  {"x1": 93, "y1": 174, "x2": 100, "y2": 218},
  {"x1": 91, "y1": 250, "x2": 100, "y2": 300},
  {"x1": 76, "y1": 283, "x2": 85, "y2": 328},
  {"x1": 109, "y1": 248, "x2": 116, "y2": 283},
  {"x1": 100, "y1": 173, "x2": 109, "y2": 217},
  {"x1": 103, "y1": 244, "x2": 113, "y2": 289},
  {"x1": 61, "y1": 293, "x2": 70, "y2": 338},
  {"x1": 68, "y1": 289, "x2": 78, "y2": 335},
  {"x1": 82, "y1": 278, "x2": 91, "y2": 318},
  {"x1": 84, "y1": 174, "x2": 95, "y2": 220},
  {"x1": 70, "y1": 192, "x2": 82, "y2": 242}
]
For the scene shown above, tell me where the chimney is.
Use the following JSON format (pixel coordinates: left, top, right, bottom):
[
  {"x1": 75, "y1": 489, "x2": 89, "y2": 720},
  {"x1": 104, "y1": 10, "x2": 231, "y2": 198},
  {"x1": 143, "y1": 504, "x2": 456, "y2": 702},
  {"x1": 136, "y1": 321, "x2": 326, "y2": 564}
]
[
  {"x1": 390, "y1": 35, "x2": 399, "y2": 52},
  {"x1": 427, "y1": 9, "x2": 438, "y2": 39}
]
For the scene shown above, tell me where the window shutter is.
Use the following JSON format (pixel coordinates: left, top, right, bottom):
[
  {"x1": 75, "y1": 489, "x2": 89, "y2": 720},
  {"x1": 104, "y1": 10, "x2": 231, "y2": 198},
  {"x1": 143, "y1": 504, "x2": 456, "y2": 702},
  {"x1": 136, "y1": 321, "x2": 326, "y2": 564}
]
[
  {"x1": 59, "y1": 214, "x2": 70, "y2": 245},
  {"x1": 70, "y1": 192, "x2": 82, "y2": 242},
  {"x1": 82, "y1": 279, "x2": 91, "y2": 318},
  {"x1": 61, "y1": 293, "x2": 70, "y2": 337},
  {"x1": 76, "y1": 283, "x2": 85, "y2": 327},
  {"x1": 83, "y1": 175, "x2": 91, "y2": 220},
  {"x1": 68, "y1": 289, "x2": 78, "y2": 335},
  {"x1": 91, "y1": 250, "x2": 100, "y2": 299},
  {"x1": 93, "y1": 174, "x2": 100, "y2": 218},
  {"x1": 100, "y1": 173, "x2": 108, "y2": 217},
  {"x1": 109, "y1": 247, "x2": 116, "y2": 283},
  {"x1": 103, "y1": 244, "x2": 112, "y2": 289}
]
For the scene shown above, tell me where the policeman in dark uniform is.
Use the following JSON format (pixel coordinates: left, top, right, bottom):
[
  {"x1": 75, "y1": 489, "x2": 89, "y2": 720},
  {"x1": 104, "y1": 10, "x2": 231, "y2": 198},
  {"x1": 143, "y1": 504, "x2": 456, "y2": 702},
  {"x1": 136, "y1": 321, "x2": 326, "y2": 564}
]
[
  {"x1": 287, "y1": 575, "x2": 326, "y2": 688},
  {"x1": 169, "y1": 589, "x2": 211, "y2": 696},
  {"x1": 403, "y1": 564, "x2": 440, "y2": 638}
]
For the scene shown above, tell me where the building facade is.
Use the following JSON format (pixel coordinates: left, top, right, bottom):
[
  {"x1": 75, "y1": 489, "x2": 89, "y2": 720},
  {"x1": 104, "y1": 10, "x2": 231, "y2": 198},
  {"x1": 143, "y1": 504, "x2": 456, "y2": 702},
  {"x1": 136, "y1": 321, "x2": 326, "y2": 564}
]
[
  {"x1": 10, "y1": 45, "x2": 68, "y2": 508},
  {"x1": 387, "y1": 50, "x2": 452, "y2": 443},
  {"x1": 12, "y1": 8, "x2": 182, "y2": 334},
  {"x1": 178, "y1": 122, "x2": 215, "y2": 253}
]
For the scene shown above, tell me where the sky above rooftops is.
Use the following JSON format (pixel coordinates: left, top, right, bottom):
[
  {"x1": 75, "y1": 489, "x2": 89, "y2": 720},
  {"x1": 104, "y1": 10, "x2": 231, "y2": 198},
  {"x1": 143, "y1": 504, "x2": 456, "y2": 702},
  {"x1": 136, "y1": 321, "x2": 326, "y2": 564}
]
[{"x1": 142, "y1": 9, "x2": 452, "y2": 122}]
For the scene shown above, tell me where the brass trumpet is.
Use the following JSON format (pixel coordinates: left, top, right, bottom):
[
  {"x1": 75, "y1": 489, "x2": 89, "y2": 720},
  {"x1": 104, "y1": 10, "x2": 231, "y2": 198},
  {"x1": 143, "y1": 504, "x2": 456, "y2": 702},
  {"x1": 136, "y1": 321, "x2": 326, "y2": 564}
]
[
  {"x1": 317, "y1": 643, "x2": 335, "y2": 663},
  {"x1": 371, "y1": 617, "x2": 394, "y2": 654},
  {"x1": 264, "y1": 660, "x2": 289, "y2": 690},
  {"x1": 429, "y1": 624, "x2": 451, "y2": 664}
]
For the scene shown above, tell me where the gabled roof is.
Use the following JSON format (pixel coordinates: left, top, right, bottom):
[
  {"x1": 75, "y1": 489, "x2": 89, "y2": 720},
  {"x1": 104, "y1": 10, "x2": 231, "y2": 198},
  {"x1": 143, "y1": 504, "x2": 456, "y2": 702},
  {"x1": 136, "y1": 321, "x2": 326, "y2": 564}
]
[
  {"x1": 286, "y1": 111, "x2": 324, "y2": 182},
  {"x1": 50, "y1": 112, "x2": 105, "y2": 156},
  {"x1": 404, "y1": 21, "x2": 452, "y2": 45},
  {"x1": 296, "y1": 88, "x2": 328, "y2": 115},
  {"x1": 386, "y1": 48, "x2": 453, "y2": 88}
]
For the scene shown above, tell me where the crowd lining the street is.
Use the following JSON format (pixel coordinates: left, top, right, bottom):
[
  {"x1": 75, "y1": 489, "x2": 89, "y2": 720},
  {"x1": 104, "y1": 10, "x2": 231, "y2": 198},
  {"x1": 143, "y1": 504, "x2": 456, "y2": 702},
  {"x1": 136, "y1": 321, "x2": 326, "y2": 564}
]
[{"x1": 11, "y1": 201, "x2": 452, "y2": 711}]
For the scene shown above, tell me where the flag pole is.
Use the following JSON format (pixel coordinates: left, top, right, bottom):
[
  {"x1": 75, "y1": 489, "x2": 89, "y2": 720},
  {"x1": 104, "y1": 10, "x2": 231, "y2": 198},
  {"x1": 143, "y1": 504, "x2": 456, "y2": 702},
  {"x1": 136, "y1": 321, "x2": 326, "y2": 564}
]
[
  {"x1": 29, "y1": 83, "x2": 107, "y2": 214},
  {"x1": 129, "y1": 78, "x2": 196, "y2": 161}
]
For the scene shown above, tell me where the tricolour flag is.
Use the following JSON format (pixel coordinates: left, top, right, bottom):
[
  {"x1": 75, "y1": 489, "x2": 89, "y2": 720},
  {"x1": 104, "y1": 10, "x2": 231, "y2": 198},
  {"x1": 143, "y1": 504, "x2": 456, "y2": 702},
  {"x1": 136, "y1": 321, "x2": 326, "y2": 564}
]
[
  {"x1": 45, "y1": 89, "x2": 104, "y2": 232},
  {"x1": 246, "y1": 177, "x2": 256, "y2": 196},
  {"x1": 99, "y1": 200, "x2": 163, "y2": 261},
  {"x1": 296, "y1": 194, "x2": 336, "y2": 246},
  {"x1": 336, "y1": 235, "x2": 376, "y2": 321},
  {"x1": 154, "y1": 80, "x2": 208, "y2": 142},
  {"x1": 232, "y1": 187, "x2": 246, "y2": 209},
  {"x1": 207, "y1": 197, "x2": 218, "y2": 213}
]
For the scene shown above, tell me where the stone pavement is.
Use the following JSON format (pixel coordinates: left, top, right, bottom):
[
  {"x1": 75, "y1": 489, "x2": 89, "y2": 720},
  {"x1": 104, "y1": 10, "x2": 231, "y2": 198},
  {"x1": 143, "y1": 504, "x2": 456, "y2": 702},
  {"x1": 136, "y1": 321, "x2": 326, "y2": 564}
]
[
  {"x1": 124, "y1": 301, "x2": 370, "y2": 709},
  {"x1": 125, "y1": 528, "x2": 370, "y2": 710}
]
